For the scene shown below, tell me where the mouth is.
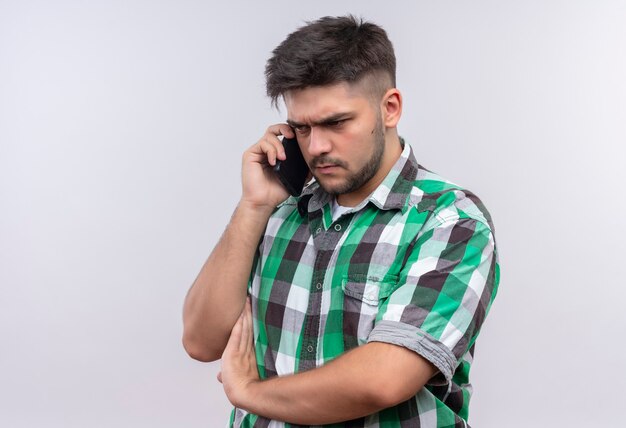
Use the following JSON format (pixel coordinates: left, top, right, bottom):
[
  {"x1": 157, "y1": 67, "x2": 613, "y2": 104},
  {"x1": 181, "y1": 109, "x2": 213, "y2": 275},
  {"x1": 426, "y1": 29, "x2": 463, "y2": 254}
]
[
  {"x1": 315, "y1": 164, "x2": 341, "y2": 174},
  {"x1": 311, "y1": 156, "x2": 346, "y2": 176}
]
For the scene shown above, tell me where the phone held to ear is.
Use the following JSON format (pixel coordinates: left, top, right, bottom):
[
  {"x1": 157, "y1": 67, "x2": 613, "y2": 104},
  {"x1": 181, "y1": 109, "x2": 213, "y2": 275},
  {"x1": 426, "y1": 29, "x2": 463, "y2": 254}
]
[{"x1": 273, "y1": 134, "x2": 309, "y2": 197}]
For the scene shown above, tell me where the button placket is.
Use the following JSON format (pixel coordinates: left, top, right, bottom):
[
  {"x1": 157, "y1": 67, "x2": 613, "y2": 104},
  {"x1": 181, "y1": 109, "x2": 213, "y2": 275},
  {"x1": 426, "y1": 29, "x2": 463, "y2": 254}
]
[{"x1": 299, "y1": 211, "x2": 344, "y2": 372}]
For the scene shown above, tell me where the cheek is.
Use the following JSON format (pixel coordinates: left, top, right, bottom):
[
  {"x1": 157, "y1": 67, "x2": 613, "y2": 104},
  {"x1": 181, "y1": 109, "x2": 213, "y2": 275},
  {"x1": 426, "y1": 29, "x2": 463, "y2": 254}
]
[
  {"x1": 348, "y1": 117, "x2": 378, "y2": 144},
  {"x1": 342, "y1": 126, "x2": 375, "y2": 157}
]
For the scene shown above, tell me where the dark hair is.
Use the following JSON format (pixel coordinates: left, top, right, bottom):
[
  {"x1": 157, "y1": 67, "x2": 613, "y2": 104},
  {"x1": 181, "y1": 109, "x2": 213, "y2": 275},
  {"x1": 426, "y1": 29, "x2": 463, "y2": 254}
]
[{"x1": 265, "y1": 15, "x2": 396, "y2": 107}]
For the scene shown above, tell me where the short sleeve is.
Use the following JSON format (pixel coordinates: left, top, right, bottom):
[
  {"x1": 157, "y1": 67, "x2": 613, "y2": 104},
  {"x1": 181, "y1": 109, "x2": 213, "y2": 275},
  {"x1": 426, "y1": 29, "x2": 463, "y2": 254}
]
[{"x1": 367, "y1": 217, "x2": 499, "y2": 381}]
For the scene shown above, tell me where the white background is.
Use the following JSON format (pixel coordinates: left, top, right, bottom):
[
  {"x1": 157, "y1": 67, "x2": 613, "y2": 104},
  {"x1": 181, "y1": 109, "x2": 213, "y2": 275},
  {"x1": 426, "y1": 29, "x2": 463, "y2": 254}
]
[{"x1": 1, "y1": 1, "x2": 625, "y2": 427}]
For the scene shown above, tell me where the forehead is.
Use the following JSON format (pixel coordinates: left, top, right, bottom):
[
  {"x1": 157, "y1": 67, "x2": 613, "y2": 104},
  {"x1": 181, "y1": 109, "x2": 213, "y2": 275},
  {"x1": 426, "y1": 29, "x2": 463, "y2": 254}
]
[{"x1": 284, "y1": 82, "x2": 372, "y2": 123}]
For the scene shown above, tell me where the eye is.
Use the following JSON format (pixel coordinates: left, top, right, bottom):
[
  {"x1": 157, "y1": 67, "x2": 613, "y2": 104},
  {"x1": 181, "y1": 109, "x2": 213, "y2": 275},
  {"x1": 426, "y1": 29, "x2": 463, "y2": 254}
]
[
  {"x1": 326, "y1": 119, "x2": 345, "y2": 128},
  {"x1": 294, "y1": 125, "x2": 310, "y2": 135}
]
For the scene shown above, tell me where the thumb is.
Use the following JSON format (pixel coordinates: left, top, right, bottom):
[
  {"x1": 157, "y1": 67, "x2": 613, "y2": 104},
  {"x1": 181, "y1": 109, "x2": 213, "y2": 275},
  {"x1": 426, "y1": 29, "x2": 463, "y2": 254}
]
[{"x1": 217, "y1": 371, "x2": 223, "y2": 384}]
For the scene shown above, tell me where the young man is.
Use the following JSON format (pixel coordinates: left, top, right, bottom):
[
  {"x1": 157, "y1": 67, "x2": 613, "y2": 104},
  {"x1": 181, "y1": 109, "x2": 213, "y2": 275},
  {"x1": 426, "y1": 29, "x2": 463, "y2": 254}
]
[{"x1": 183, "y1": 15, "x2": 499, "y2": 427}]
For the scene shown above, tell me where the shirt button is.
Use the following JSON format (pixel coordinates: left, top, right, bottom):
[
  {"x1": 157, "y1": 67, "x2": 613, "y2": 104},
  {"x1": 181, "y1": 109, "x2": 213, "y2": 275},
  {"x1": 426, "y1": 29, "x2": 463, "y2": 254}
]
[
  {"x1": 334, "y1": 224, "x2": 342, "y2": 231},
  {"x1": 316, "y1": 227, "x2": 322, "y2": 234},
  {"x1": 307, "y1": 345, "x2": 314, "y2": 353},
  {"x1": 316, "y1": 283, "x2": 322, "y2": 290}
]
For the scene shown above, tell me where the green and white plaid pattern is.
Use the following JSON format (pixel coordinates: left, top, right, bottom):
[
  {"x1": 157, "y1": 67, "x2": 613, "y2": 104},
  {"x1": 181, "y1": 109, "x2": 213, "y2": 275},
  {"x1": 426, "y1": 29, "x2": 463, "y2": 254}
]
[{"x1": 231, "y1": 141, "x2": 500, "y2": 428}]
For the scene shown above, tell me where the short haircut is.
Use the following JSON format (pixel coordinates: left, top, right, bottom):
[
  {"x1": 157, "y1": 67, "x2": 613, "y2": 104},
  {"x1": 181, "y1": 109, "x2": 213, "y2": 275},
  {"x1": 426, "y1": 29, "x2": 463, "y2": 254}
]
[{"x1": 265, "y1": 15, "x2": 396, "y2": 107}]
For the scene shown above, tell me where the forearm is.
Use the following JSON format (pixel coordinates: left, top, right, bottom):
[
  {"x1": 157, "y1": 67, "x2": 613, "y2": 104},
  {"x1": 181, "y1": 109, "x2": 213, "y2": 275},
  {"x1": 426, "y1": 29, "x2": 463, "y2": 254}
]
[
  {"x1": 243, "y1": 356, "x2": 379, "y2": 424},
  {"x1": 182, "y1": 201, "x2": 272, "y2": 361},
  {"x1": 235, "y1": 342, "x2": 436, "y2": 425}
]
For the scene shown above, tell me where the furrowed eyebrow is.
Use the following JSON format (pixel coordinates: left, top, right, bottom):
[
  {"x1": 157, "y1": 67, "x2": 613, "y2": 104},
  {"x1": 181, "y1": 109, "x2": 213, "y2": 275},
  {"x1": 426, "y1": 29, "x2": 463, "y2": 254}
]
[
  {"x1": 286, "y1": 119, "x2": 306, "y2": 128},
  {"x1": 317, "y1": 113, "x2": 351, "y2": 126},
  {"x1": 287, "y1": 113, "x2": 352, "y2": 128}
]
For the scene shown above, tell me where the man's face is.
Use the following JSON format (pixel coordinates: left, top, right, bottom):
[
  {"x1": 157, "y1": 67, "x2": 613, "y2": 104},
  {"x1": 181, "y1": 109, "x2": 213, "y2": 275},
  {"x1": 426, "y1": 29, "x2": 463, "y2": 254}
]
[{"x1": 284, "y1": 82, "x2": 386, "y2": 199}]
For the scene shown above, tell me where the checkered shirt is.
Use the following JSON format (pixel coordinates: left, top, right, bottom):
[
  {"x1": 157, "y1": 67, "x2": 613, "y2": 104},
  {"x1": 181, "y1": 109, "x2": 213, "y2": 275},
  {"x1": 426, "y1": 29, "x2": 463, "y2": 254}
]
[{"x1": 230, "y1": 141, "x2": 500, "y2": 428}]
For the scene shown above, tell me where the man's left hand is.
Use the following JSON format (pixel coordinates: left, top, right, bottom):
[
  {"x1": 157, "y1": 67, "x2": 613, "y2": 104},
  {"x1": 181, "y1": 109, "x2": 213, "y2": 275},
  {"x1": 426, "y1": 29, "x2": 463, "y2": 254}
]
[{"x1": 217, "y1": 298, "x2": 260, "y2": 408}]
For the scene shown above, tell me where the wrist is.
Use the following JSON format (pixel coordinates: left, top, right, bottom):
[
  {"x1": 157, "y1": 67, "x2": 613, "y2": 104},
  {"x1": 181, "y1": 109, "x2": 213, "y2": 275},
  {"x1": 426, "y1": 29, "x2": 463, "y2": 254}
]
[
  {"x1": 232, "y1": 379, "x2": 262, "y2": 411},
  {"x1": 237, "y1": 199, "x2": 276, "y2": 219}
]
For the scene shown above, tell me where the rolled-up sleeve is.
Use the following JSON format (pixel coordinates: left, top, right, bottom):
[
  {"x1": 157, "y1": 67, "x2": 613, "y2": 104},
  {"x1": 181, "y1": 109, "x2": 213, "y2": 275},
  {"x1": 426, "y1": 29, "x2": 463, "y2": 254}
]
[{"x1": 368, "y1": 216, "x2": 499, "y2": 381}]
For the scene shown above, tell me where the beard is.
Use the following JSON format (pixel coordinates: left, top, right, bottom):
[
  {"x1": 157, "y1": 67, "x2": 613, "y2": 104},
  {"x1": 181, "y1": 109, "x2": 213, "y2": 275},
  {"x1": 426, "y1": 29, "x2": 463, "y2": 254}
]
[{"x1": 311, "y1": 113, "x2": 386, "y2": 197}]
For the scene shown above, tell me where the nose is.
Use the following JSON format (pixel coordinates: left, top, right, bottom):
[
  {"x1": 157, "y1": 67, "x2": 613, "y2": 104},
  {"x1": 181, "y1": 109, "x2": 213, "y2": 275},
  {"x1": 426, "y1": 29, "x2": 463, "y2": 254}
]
[{"x1": 307, "y1": 127, "x2": 332, "y2": 157}]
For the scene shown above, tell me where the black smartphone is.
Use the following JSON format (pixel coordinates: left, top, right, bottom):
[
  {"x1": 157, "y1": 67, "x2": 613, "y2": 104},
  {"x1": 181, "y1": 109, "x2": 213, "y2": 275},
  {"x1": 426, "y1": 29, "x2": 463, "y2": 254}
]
[{"x1": 273, "y1": 134, "x2": 309, "y2": 197}]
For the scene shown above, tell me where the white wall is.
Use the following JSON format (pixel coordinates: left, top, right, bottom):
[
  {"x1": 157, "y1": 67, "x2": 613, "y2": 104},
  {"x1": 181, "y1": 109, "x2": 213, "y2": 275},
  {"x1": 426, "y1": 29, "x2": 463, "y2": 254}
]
[{"x1": 1, "y1": 1, "x2": 624, "y2": 426}]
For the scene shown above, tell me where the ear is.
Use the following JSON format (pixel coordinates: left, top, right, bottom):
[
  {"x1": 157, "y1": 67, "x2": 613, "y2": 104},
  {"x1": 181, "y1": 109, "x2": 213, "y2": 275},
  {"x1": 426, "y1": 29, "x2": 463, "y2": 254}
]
[{"x1": 380, "y1": 88, "x2": 402, "y2": 128}]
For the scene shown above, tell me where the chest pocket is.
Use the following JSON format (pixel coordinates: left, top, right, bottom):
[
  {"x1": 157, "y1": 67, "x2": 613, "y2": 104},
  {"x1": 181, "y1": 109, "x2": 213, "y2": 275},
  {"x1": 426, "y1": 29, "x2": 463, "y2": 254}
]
[{"x1": 341, "y1": 274, "x2": 398, "y2": 348}]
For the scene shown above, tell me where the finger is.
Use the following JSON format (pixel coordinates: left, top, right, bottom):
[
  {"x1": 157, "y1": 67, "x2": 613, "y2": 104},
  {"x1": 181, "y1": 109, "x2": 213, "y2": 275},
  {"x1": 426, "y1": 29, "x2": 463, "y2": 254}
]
[
  {"x1": 267, "y1": 123, "x2": 295, "y2": 140},
  {"x1": 244, "y1": 300, "x2": 257, "y2": 367},
  {"x1": 245, "y1": 298, "x2": 253, "y2": 348},
  {"x1": 225, "y1": 311, "x2": 244, "y2": 355},
  {"x1": 265, "y1": 124, "x2": 295, "y2": 161},
  {"x1": 217, "y1": 371, "x2": 222, "y2": 384},
  {"x1": 239, "y1": 299, "x2": 251, "y2": 351},
  {"x1": 258, "y1": 138, "x2": 283, "y2": 166}
]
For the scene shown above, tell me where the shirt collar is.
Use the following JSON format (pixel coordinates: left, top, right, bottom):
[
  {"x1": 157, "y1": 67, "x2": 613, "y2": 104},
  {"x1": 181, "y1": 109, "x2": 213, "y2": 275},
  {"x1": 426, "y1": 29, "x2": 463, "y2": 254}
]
[{"x1": 297, "y1": 138, "x2": 418, "y2": 216}]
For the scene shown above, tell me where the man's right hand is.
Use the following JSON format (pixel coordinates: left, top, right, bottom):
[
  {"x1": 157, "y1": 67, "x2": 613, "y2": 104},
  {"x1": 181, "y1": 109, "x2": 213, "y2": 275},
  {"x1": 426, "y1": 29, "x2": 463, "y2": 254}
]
[
  {"x1": 240, "y1": 124, "x2": 296, "y2": 211},
  {"x1": 183, "y1": 124, "x2": 299, "y2": 362}
]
